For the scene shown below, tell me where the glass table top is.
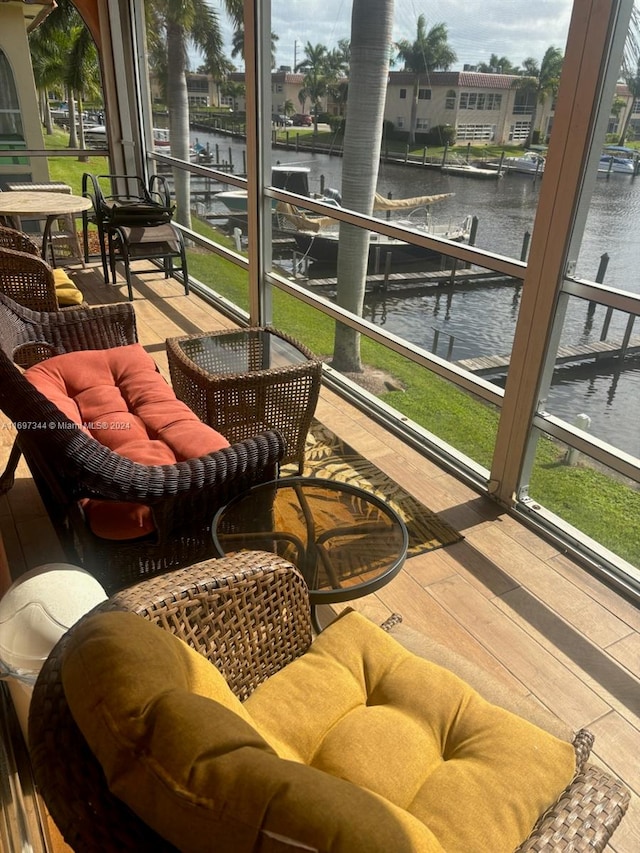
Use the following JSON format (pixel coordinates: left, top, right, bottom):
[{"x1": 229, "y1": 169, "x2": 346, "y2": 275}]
[
  {"x1": 178, "y1": 329, "x2": 309, "y2": 376},
  {"x1": 213, "y1": 477, "x2": 408, "y2": 604}
]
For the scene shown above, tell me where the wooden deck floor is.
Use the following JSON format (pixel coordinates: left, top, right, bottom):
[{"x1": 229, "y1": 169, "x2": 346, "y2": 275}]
[{"x1": 1, "y1": 261, "x2": 638, "y2": 851}]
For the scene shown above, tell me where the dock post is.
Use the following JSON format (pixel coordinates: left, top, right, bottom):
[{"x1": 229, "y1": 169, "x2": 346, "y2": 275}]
[
  {"x1": 404, "y1": 144, "x2": 409, "y2": 164},
  {"x1": 320, "y1": 175, "x2": 325, "y2": 193},
  {"x1": 432, "y1": 329, "x2": 440, "y2": 354},
  {"x1": 520, "y1": 231, "x2": 531, "y2": 262},
  {"x1": 383, "y1": 252, "x2": 392, "y2": 290},
  {"x1": 465, "y1": 217, "x2": 479, "y2": 268},
  {"x1": 619, "y1": 314, "x2": 635, "y2": 363},
  {"x1": 446, "y1": 334, "x2": 454, "y2": 361},
  {"x1": 422, "y1": 147, "x2": 427, "y2": 165},
  {"x1": 589, "y1": 252, "x2": 608, "y2": 317},
  {"x1": 465, "y1": 143, "x2": 471, "y2": 163},
  {"x1": 448, "y1": 258, "x2": 458, "y2": 286},
  {"x1": 442, "y1": 144, "x2": 449, "y2": 168}
]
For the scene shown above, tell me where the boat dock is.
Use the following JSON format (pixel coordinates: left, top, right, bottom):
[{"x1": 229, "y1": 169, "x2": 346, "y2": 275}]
[
  {"x1": 302, "y1": 267, "x2": 518, "y2": 297},
  {"x1": 457, "y1": 337, "x2": 640, "y2": 376}
]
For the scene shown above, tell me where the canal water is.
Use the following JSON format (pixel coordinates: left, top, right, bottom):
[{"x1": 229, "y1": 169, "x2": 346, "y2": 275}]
[{"x1": 193, "y1": 131, "x2": 640, "y2": 459}]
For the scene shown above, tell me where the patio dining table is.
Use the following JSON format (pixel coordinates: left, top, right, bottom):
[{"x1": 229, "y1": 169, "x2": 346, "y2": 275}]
[{"x1": 0, "y1": 191, "x2": 92, "y2": 265}]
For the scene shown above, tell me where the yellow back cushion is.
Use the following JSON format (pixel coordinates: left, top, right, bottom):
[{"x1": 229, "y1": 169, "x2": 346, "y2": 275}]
[{"x1": 52, "y1": 268, "x2": 84, "y2": 305}]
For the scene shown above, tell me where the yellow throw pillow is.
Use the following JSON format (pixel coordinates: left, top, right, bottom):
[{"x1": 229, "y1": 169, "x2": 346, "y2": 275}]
[{"x1": 52, "y1": 268, "x2": 84, "y2": 305}]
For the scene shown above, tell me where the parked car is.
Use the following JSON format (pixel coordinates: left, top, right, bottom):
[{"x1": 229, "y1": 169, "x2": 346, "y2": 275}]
[
  {"x1": 272, "y1": 113, "x2": 293, "y2": 126},
  {"x1": 292, "y1": 113, "x2": 313, "y2": 127}
]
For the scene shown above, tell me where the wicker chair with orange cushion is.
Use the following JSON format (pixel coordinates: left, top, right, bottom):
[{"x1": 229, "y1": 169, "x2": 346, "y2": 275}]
[
  {"x1": 0, "y1": 295, "x2": 285, "y2": 592},
  {"x1": 28, "y1": 555, "x2": 630, "y2": 853}
]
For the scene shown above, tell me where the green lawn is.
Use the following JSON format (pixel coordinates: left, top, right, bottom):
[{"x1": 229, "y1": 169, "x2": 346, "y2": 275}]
[{"x1": 42, "y1": 129, "x2": 640, "y2": 567}]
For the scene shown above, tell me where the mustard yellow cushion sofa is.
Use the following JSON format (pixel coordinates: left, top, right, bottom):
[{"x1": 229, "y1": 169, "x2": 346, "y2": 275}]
[{"x1": 62, "y1": 608, "x2": 576, "y2": 853}]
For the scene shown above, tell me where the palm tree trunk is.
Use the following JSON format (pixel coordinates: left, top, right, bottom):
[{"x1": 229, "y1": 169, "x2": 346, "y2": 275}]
[
  {"x1": 332, "y1": 0, "x2": 394, "y2": 373},
  {"x1": 525, "y1": 102, "x2": 539, "y2": 147},
  {"x1": 67, "y1": 88, "x2": 79, "y2": 148},
  {"x1": 409, "y1": 77, "x2": 420, "y2": 147},
  {"x1": 41, "y1": 92, "x2": 54, "y2": 135},
  {"x1": 167, "y1": 20, "x2": 192, "y2": 229},
  {"x1": 76, "y1": 92, "x2": 89, "y2": 162}
]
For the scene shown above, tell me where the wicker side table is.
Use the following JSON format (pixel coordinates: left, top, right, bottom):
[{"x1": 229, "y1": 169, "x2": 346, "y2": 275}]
[{"x1": 166, "y1": 327, "x2": 322, "y2": 472}]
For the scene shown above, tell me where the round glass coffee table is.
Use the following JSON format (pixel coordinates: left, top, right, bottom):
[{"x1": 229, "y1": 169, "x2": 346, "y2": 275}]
[{"x1": 213, "y1": 476, "x2": 408, "y2": 632}]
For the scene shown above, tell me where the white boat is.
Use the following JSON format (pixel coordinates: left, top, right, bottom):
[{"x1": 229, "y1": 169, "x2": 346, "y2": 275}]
[
  {"x1": 280, "y1": 191, "x2": 473, "y2": 267},
  {"x1": 597, "y1": 154, "x2": 636, "y2": 175},
  {"x1": 441, "y1": 159, "x2": 502, "y2": 179},
  {"x1": 215, "y1": 166, "x2": 341, "y2": 214},
  {"x1": 84, "y1": 126, "x2": 170, "y2": 150},
  {"x1": 501, "y1": 151, "x2": 545, "y2": 175}
]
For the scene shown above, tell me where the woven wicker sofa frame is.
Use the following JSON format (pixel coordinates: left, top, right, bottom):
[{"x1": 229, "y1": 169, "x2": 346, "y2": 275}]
[
  {"x1": 28, "y1": 552, "x2": 629, "y2": 852},
  {"x1": 0, "y1": 294, "x2": 285, "y2": 593}
]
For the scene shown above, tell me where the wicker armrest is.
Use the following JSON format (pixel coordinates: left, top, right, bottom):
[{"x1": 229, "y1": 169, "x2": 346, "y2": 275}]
[
  {"x1": 516, "y1": 761, "x2": 630, "y2": 853},
  {"x1": 0, "y1": 293, "x2": 138, "y2": 362},
  {"x1": 24, "y1": 301, "x2": 138, "y2": 352}
]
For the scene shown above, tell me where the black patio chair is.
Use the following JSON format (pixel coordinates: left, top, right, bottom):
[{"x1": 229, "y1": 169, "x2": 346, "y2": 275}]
[{"x1": 82, "y1": 173, "x2": 188, "y2": 299}]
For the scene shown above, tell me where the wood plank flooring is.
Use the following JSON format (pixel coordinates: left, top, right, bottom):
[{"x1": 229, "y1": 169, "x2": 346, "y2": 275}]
[{"x1": 1, "y1": 261, "x2": 638, "y2": 851}]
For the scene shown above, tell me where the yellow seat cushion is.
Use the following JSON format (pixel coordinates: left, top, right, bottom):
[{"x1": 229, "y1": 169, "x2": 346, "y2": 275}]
[
  {"x1": 52, "y1": 267, "x2": 84, "y2": 305},
  {"x1": 62, "y1": 610, "x2": 577, "y2": 853}
]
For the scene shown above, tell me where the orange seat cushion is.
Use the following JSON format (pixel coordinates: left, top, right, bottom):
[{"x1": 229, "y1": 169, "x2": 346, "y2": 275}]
[{"x1": 25, "y1": 344, "x2": 229, "y2": 539}]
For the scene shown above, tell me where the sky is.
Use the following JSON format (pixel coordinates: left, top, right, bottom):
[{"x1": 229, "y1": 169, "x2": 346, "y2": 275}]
[{"x1": 210, "y1": 0, "x2": 574, "y2": 73}]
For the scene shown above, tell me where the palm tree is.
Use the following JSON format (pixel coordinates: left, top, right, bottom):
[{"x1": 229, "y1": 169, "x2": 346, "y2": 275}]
[
  {"x1": 29, "y1": 28, "x2": 66, "y2": 135},
  {"x1": 146, "y1": 0, "x2": 241, "y2": 228},
  {"x1": 29, "y1": 0, "x2": 101, "y2": 154},
  {"x1": 477, "y1": 54, "x2": 518, "y2": 74},
  {"x1": 395, "y1": 15, "x2": 456, "y2": 147},
  {"x1": 231, "y1": 28, "x2": 279, "y2": 70},
  {"x1": 514, "y1": 46, "x2": 563, "y2": 147},
  {"x1": 296, "y1": 42, "x2": 335, "y2": 131},
  {"x1": 619, "y1": 61, "x2": 640, "y2": 143},
  {"x1": 332, "y1": 0, "x2": 394, "y2": 374}
]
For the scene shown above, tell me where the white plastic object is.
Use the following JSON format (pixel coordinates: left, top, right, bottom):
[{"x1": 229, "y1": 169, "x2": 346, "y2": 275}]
[{"x1": 0, "y1": 563, "x2": 107, "y2": 684}]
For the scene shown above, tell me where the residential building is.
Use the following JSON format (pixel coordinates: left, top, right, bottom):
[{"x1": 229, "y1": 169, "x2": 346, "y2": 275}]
[{"x1": 385, "y1": 70, "x2": 554, "y2": 144}]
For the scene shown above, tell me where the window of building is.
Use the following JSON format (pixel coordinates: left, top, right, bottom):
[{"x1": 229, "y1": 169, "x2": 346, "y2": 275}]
[
  {"x1": 456, "y1": 123, "x2": 495, "y2": 140},
  {"x1": 509, "y1": 120, "x2": 531, "y2": 140},
  {"x1": 445, "y1": 89, "x2": 456, "y2": 109},
  {"x1": 0, "y1": 50, "x2": 24, "y2": 142},
  {"x1": 513, "y1": 90, "x2": 535, "y2": 114},
  {"x1": 399, "y1": 88, "x2": 406, "y2": 99},
  {"x1": 418, "y1": 89, "x2": 431, "y2": 100},
  {"x1": 416, "y1": 118, "x2": 429, "y2": 130}
]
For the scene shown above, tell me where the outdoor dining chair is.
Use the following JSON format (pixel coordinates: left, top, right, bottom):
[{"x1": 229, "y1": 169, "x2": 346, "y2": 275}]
[{"x1": 82, "y1": 172, "x2": 188, "y2": 299}]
